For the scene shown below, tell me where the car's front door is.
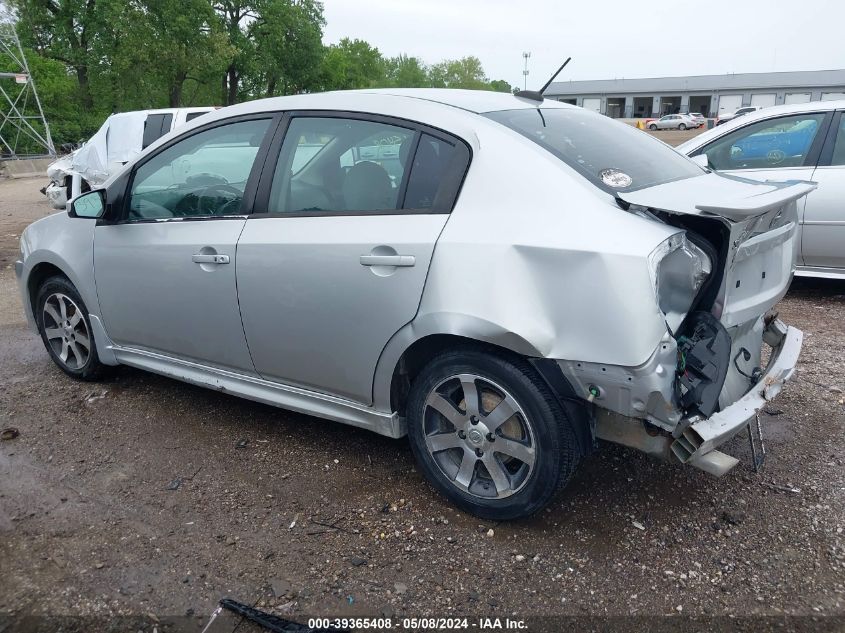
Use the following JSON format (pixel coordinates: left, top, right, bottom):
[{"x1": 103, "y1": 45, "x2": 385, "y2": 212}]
[
  {"x1": 236, "y1": 113, "x2": 470, "y2": 404},
  {"x1": 803, "y1": 111, "x2": 845, "y2": 270},
  {"x1": 691, "y1": 111, "x2": 832, "y2": 265},
  {"x1": 94, "y1": 116, "x2": 275, "y2": 372}
]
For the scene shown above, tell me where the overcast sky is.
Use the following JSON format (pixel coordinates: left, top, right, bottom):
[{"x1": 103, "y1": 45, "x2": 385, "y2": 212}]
[{"x1": 322, "y1": 0, "x2": 845, "y2": 88}]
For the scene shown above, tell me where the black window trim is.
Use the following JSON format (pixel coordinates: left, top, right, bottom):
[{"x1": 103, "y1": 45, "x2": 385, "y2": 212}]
[
  {"x1": 816, "y1": 110, "x2": 843, "y2": 167},
  {"x1": 102, "y1": 112, "x2": 284, "y2": 226},
  {"x1": 691, "y1": 110, "x2": 834, "y2": 170},
  {"x1": 248, "y1": 110, "x2": 472, "y2": 219}
]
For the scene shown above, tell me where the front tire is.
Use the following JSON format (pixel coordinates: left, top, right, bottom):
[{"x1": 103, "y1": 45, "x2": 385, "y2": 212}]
[
  {"x1": 36, "y1": 276, "x2": 107, "y2": 381},
  {"x1": 406, "y1": 348, "x2": 581, "y2": 520},
  {"x1": 649, "y1": 123, "x2": 658, "y2": 130},
  {"x1": 679, "y1": 123, "x2": 687, "y2": 130}
]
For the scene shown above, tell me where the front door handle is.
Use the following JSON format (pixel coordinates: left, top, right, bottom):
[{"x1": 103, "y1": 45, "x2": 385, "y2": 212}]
[
  {"x1": 192, "y1": 253, "x2": 230, "y2": 264},
  {"x1": 359, "y1": 254, "x2": 415, "y2": 267}
]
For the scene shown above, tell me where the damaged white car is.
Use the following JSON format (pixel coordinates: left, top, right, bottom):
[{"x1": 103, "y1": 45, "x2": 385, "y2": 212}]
[
  {"x1": 43, "y1": 107, "x2": 215, "y2": 209},
  {"x1": 17, "y1": 90, "x2": 811, "y2": 519}
]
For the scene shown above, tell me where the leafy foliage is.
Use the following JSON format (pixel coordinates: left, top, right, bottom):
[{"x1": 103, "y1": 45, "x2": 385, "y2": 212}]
[{"x1": 5, "y1": 0, "x2": 514, "y2": 147}]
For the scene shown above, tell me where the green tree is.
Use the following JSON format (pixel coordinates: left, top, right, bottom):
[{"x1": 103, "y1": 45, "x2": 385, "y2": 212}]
[
  {"x1": 10, "y1": 0, "x2": 114, "y2": 109},
  {"x1": 428, "y1": 56, "x2": 488, "y2": 90},
  {"x1": 212, "y1": 0, "x2": 256, "y2": 104},
  {"x1": 488, "y1": 79, "x2": 513, "y2": 93},
  {"x1": 138, "y1": 0, "x2": 232, "y2": 107},
  {"x1": 249, "y1": 0, "x2": 325, "y2": 97},
  {"x1": 319, "y1": 37, "x2": 383, "y2": 91},
  {"x1": 381, "y1": 54, "x2": 428, "y2": 88}
]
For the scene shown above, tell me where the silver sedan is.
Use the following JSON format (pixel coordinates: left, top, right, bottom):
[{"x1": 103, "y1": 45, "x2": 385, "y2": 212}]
[
  {"x1": 649, "y1": 114, "x2": 696, "y2": 130},
  {"x1": 17, "y1": 90, "x2": 810, "y2": 519}
]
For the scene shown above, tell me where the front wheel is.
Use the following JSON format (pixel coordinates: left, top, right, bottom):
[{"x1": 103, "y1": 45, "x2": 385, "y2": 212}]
[
  {"x1": 36, "y1": 276, "x2": 108, "y2": 381},
  {"x1": 649, "y1": 123, "x2": 658, "y2": 130},
  {"x1": 406, "y1": 349, "x2": 581, "y2": 520},
  {"x1": 679, "y1": 123, "x2": 687, "y2": 130}
]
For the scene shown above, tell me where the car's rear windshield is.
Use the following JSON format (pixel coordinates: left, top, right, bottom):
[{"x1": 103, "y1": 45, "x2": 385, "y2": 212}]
[{"x1": 485, "y1": 107, "x2": 703, "y2": 194}]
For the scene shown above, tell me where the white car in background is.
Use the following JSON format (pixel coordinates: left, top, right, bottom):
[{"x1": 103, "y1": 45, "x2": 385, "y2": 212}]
[
  {"x1": 648, "y1": 114, "x2": 698, "y2": 130},
  {"x1": 678, "y1": 100, "x2": 845, "y2": 279},
  {"x1": 717, "y1": 105, "x2": 762, "y2": 125},
  {"x1": 682, "y1": 112, "x2": 707, "y2": 127},
  {"x1": 43, "y1": 107, "x2": 215, "y2": 209}
]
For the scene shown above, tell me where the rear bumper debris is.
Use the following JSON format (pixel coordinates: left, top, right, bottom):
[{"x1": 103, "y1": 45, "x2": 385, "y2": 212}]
[{"x1": 670, "y1": 319, "x2": 802, "y2": 467}]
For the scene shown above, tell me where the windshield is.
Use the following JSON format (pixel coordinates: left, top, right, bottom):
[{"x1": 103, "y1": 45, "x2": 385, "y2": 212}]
[{"x1": 485, "y1": 107, "x2": 703, "y2": 194}]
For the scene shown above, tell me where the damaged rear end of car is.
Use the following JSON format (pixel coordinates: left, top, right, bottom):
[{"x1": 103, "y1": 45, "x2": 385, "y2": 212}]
[
  {"x1": 582, "y1": 175, "x2": 812, "y2": 474},
  {"x1": 483, "y1": 105, "x2": 813, "y2": 476}
]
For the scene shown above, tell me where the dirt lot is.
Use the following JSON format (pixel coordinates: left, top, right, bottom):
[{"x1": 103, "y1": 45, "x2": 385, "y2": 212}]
[
  {"x1": 1, "y1": 176, "x2": 844, "y2": 632},
  {"x1": 645, "y1": 127, "x2": 706, "y2": 146}
]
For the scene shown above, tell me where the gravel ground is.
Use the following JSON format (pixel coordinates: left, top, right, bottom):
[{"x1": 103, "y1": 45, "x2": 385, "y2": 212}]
[{"x1": 0, "y1": 176, "x2": 843, "y2": 632}]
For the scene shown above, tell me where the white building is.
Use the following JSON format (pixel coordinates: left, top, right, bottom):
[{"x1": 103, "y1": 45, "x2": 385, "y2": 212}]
[{"x1": 544, "y1": 69, "x2": 845, "y2": 118}]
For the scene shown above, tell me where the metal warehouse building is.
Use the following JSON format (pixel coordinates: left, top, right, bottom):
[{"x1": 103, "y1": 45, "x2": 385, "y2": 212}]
[{"x1": 544, "y1": 69, "x2": 845, "y2": 119}]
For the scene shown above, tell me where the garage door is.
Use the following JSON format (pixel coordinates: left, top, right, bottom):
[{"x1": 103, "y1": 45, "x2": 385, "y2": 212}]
[
  {"x1": 785, "y1": 93, "x2": 811, "y2": 105},
  {"x1": 581, "y1": 98, "x2": 601, "y2": 113},
  {"x1": 718, "y1": 95, "x2": 742, "y2": 116},
  {"x1": 822, "y1": 92, "x2": 845, "y2": 101},
  {"x1": 750, "y1": 93, "x2": 776, "y2": 108}
]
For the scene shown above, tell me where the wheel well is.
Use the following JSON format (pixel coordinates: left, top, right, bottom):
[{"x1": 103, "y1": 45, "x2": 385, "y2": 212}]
[
  {"x1": 389, "y1": 334, "x2": 595, "y2": 456},
  {"x1": 390, "y1": 334, "x2": 527, "y2": 416},
  {"x1": 27, "y1": 263, "x2": 67, "y2": 314}
]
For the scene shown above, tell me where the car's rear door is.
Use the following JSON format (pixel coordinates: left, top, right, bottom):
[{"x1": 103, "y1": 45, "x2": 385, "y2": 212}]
[
  {"x1": 802, "y1": 110, "x2": 845, "y2": 271},
  {"x1": 236, "y1": 112, "x2": 470, "y2": 404},
  {"x1": 94, "y1": 115, "x2": 277, "y2": 373}
]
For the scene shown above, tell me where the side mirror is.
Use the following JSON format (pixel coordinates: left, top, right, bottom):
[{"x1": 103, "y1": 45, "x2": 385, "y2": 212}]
[
  {"x1": 69, "y1": 190, "x2": 105, "y2": 219},
  {"x1": 691, "y1": 153, "x2": 710, "y2": 169}
]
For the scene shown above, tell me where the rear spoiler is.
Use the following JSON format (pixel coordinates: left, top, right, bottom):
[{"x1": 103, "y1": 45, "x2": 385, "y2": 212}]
[
  {"x1": 694, "y1": 181, "x2": 817, "y2": 220},
  {"x1": 618, "y1": 175, "x2": 817, "y2": 222}
]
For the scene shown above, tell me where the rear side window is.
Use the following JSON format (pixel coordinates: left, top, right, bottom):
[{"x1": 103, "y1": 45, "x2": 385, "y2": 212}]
[
  {"x1": 266, "y1": 116, "x2": 469, "y2": 215},
  {"x1": 142, "y1": 113, "x2": 173, "y2": 149},
  {"x1": 486, "y1": 108, "x2": 702, "y2": 194},
  {"x1": 404, "y1": 135, "x2": 458, "y2": 210}
]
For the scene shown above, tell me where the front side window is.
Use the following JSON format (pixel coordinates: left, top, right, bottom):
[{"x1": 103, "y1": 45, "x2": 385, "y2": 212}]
[
  {"x1": 696, "y1": 113, "x2": 825, "y2": 170},
  {"x1": 486, "y1": 108, "x2": 702, "y2": 194},
  {"x1": 128, "y1": 119, "x2": 270, "y2": 220}
]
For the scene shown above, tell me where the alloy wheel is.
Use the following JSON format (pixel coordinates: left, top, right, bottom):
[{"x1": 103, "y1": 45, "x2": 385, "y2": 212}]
[
  {"x1": 42, "y1": 292, "x2": 91, "y2": 370},
  {"x1": 422, "y1": 373, "x2": 536, "y2": 499}
]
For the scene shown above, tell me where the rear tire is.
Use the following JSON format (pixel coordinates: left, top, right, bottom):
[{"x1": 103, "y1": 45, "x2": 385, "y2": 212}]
[
  {"x1": 36, "y1": 276, "x2": 108, "y2": 381},
  {"x1": 406, "y1": 348, "x2": 581, "y2": 520}
]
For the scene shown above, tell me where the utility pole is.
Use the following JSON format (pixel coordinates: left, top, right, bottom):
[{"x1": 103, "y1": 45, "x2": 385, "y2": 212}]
[
  {"x1": 522, "y1": 51, "x2": 531, "y2": 91},
  {"x1": 0, "y1": 10, "x2": 56, "y2": 158}
]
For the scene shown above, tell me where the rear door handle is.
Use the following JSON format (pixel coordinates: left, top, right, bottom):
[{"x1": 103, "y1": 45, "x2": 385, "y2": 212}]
[
  {"x1": 192, "y1": 254, "x2": 230, "y2": 264},
  {"x1": 359, "y1": 255, "x2": 415, "y2": 267}
]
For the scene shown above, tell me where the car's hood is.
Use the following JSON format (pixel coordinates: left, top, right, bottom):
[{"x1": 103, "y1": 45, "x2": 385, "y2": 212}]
[{"x1": 618, "y1": 172, "x2": 816, "y2": 222}]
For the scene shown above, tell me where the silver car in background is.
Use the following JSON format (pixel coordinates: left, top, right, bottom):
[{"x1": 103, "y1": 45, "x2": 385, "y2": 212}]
[
  {"x1": 16, "y1": 90, "x2": 811, "y2": 519},
  {"x1": 679, "y1": 99, "x2": 845, "y2": 279},
  {"x1": 648, "y1": 114, "x2": 697, "y2": 130}
]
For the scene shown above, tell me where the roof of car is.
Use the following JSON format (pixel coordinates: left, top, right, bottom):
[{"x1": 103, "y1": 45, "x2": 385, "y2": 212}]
[
  {"x1": 208, "y1": 88, "x2": 571, "y2": 119},
  {"x1": 677, "y1": 99, "x2": 845, "y2": 153},
  {"x1": 356, "y1": 89, "x2": 571, "y2": 113}
]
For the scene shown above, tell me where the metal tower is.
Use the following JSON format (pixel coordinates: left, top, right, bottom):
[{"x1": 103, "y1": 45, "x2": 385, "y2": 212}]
[{"x1": 0, "y1": 14, "x2": 55, "y2": 158}]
